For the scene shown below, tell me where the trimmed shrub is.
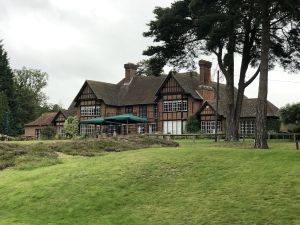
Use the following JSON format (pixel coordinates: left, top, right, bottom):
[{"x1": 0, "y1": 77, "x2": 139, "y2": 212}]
[
  {"x1": 186, "y1": 115, "x2": 201, "y2": 133},
  {"x1": 40, "y1": 126, "x2": 56, "y2": 140}
]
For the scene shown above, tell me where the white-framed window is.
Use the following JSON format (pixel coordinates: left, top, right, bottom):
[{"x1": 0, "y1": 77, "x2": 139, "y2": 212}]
[
  {"x1": 80, "y1": 105, "x2": 101, "y2": 116},
  {"x1": 163, "y1": 120, "x2": 186, "y2": 134},
  {"x1": 138, "y1": 125, "x2": 145, "y2": 134},
  {"x1": 57, "y1": 126, "x2": 65, "y2": 137},
  {"x1": 149, "y1": 123, "x2": 157, "y2": 134},
  {"x1": 153, "y1": 105, "x2": 158, "y2": 118},
  {"x1": 200, "y1": 121, "x2": 221, "y2": 134},
  {"x1": 80, "y1": 124, "x2": 95, "y2": 136},
  {"x1": 240, "y1": 120, "x2": 255, "y2": 135},
  {"x1": 139, "y1": 105, "x2": 147, "y2": 118},
  {"x1": 163, "y1": 100, "x2": 188, "y2": 112}
]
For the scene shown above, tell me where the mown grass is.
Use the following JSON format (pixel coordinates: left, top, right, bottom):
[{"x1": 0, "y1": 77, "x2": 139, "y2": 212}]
[{"x1": 0, "y1": 139, "x2": 299, "y2": 225}]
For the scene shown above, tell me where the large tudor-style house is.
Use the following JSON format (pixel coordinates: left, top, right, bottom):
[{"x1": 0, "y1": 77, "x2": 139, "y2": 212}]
[{"x1": 24, "y1": 60, "x2": 279, "y2": 138}]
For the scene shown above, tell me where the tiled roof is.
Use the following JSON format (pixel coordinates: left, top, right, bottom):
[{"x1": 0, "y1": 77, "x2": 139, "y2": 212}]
[
  {"x1": 77, "y1": 73, "x2": 240, "y2": 106},
  {"x1": 24, "y1": 112, "x2": 57, "y2": 127},
  {"x1": 173, "y1": 73, "x2": 244, "y2": 101},
  {"x1": 87, "y1": 80, "x2": 119, "y2": 105},
  {"x1": 71, "y1": 72, "x2": 278, "y2": 120},
  {"x1": 79, "y1": 76, "x2": 166, "y2": 106},
  {"x1": 116, "y1": 76, "x2": 166, "y2": 105},
  {"x1": 61, "y1": 108, "x2": 77, "y2": 118},
  {"x1": 206, "y1": 98, "x2": 279, "y2": 118}
]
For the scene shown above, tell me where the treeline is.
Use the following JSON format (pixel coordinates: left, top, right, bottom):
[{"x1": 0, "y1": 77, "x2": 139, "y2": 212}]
[{"x1": 0, "y1": 41, "x2": 59, "y2": 136}]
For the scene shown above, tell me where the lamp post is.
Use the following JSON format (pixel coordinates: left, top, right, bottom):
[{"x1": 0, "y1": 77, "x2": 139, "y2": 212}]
[{"x1": 214, "y1": 71, "x2": 220, "y2": 142}]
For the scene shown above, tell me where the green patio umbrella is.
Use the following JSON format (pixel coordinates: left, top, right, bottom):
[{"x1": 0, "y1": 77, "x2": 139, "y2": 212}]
[
  {"x1": 105, "y1": 114, "x2": 148, "y2": 134},
  {"x1": 80, "y1": 117, "x2": 121, "y2": 135},
  {"x1": 80, "y1": 117, "x2": 106, "y2": 124},
  {"x1": 105, "y1": 114, "x2": 147, "y2": 123},
  {"x1": 80, "y1": 117, "x2": 122, "y2": 125}
]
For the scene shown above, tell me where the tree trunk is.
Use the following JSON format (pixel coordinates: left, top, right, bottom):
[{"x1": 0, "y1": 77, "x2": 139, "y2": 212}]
[
  {"x1": 225, "y1": 76, "x2": 236, "y2": 141},
  {"x1": 233, "y1": 86, "x2": 245, "y2": 140},
  {"x1": 255, "y1": 4, "x2": 270, "y2": 149},
  {"x1": 224, "y1": 28, "x2": 236, "y2": 141}
]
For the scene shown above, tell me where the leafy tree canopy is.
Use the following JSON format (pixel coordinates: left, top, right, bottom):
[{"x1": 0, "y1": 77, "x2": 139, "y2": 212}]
[
  {"x1": 13, "y1": 67, "x2": 48, "y2": 104},
  {"x1": 136, "y1": 59, "x2": 165, "y2": 76},
  {"x1": 280, "y1": 103, "x2": 300, "y2": 124},
  {"x1": 143, "y1": 0, "x2": 300, "y2": 73},
  {"x1": 64, "y1": 116, "x2": 79, "y2": 138},
  {"x1": 13, "y1": 67, "x2": 50, "y2": 135}
]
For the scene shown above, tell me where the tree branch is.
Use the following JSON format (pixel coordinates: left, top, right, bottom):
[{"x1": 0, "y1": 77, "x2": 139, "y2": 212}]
[
  {"x1": 213, "y1": 47, "x2": 228, "y2": 78},
  {"x1": 245, "y1": 65, "x2": 260, "y2": 87}
]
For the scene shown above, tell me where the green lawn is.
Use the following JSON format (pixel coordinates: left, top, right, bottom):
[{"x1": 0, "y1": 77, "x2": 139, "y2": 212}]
[{"x1": 0, "y1": 140, "x2": 299, "y2": 225}]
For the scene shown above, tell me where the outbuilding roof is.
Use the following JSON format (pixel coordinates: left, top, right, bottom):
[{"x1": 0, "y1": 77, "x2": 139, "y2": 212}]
[{"x1": 24, "y1": 112, "x2": 58, "y2": 127}]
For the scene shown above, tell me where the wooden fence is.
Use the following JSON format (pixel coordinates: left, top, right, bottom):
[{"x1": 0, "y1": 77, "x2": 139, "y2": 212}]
[
  {"x1": 148, "y1": 133, "x2": 300, "y2": 141},
  {"x1": 148, "y1": 133, "x2": 300, "y2": 150}
]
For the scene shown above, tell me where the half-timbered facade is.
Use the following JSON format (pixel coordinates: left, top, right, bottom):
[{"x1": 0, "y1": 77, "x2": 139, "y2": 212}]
[
  {"x1": 155, "y1": 75, "x2": 200, "y2": 134},
  {"x1": 25, "y1": 60, "x2": 279, "y2": 137},
  {"x1": 69, "y1": 60, "x2": 279, "y2": 136}
]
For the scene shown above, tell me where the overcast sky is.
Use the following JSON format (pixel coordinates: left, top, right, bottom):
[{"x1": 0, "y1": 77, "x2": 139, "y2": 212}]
[{"x1": 0, "y1": 0, "x2": 299, "y2": 109}]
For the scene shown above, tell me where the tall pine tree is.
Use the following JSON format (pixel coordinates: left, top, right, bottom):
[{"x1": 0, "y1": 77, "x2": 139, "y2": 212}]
[
  {"x1": 0, "y1": 41, "x2": 16, "y2": 135},
  {"x1": 255, "y1": 0, "x2": 300, "y2": 148}
]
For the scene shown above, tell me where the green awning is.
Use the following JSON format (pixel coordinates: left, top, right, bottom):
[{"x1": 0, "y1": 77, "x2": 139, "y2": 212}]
[
  {"x1": 105, "y1": 114, "x2": 148, "y2": 124},
  {"x1": 80, "y1": 117, "x2": 120, "y2": 125}
]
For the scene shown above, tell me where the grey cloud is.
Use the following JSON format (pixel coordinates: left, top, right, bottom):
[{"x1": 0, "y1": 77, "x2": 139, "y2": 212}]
[{"x1": 1, "y1": 0, "x2": 299, "y2": 108}]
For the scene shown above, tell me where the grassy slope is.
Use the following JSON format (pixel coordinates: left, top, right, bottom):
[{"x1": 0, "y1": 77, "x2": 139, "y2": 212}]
[{"x1": 0, "y1": 140, "x2": 299, "y2": 225}]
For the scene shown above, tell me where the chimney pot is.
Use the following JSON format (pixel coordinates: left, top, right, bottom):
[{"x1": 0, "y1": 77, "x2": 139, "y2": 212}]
[
  {"x1": 199, "y1": 60, "x2": 212, "y2": 85},
  {"x1": 124, "y1": 63, "x2": 138, "y2": 80}
]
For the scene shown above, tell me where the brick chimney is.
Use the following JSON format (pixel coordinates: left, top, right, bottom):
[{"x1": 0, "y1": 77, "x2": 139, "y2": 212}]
[
  {"x1": 199, "y1": 60, "x2": 212, "y2": 85},
  {"x1": 198, "y1": 60, "x2": 215, "y2": 100},
  {"x1": 124, "y1": 63, "x2": 138, "y2": 81}
]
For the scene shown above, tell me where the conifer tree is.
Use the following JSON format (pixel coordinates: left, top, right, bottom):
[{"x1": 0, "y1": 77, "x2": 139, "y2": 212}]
[
  {"x1": 255, "y1": 0, "x2": 299, "y2": 148},
  {"x1": 0, "y1": 41, "x2": 15, "y2": 135}
]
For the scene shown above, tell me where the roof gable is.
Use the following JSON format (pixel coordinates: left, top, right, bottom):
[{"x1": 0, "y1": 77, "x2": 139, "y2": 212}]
[
  {"x1": 155, "y1": 73, "x2": 182, "y2": 96},
  {"x1": 73, "y1": 80, "x2": 118, "y2": 106},
  {"x1": 173, "y1": 73, "x2": 203, "y2": 100},
  {"x1": 73, "y1": 81, "x2": 97, "y2": 103},
  {"x1": 25, "y1": 112, "x2": 58, "y2": 127},
  {"x1": 198, "y1": 101, "x2": 216, "y2": 115},
  {"x1": 53, "y1": 110, "x2": 66, "y2": 122}
]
